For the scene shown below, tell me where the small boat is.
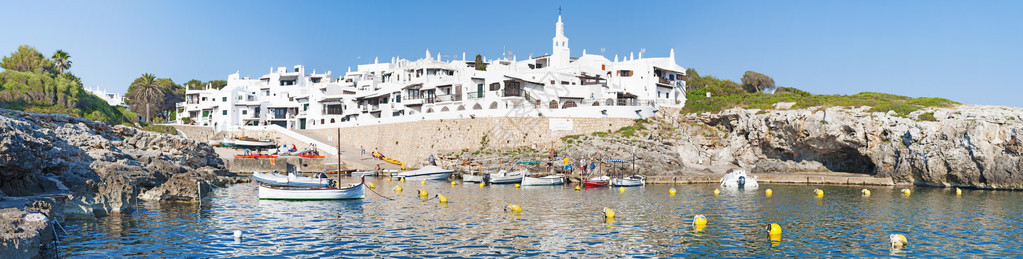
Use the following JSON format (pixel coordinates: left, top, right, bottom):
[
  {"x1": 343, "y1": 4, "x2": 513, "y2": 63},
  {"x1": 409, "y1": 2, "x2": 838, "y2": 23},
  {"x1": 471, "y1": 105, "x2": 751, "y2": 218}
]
[
  {"x1": 297, "y1": 153, "x2": 325, "y2": 158},
  {"x1": 258, "y1": 182, "x2": 365, "y2": 200},
  {"x1": 461, "y1": 170, "x2": 492, "y2": 183},
  {"x1": 252, "y1": 172, "x2": 332, "y2": 187},
  {"x1": 583, "y1": 175, "x2": 610, "y2": 187},
  {"x1": 521, "y1": 173, "x2": 566, "y2": 186},
  {"x1": 350, "y1": 170, "x2": 378, "y2": 177},
  {"x1": 393, "y1": 165, "x2": 453, "y2": 181},
  {"x1": 720, "y1": 168, "x2": 759, "y2": 189},
  {"x1": 234, "y1": 154, "x2": 278, "y2": 159},
  {"x1": 488, "y1": 170, "x2": 524, "y2": 184},
  {"x1": 230, "y1": 137, "x2": 277, "y2": 148},
  {"x1": 610, "y1": 175, "x2": 646, "y2": 187}
]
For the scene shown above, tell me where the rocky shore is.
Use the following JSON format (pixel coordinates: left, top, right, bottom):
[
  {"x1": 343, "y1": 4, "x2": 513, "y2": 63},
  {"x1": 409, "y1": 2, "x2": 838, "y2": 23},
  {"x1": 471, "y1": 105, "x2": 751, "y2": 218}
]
[
  {"x1": 448, "y1": 105, "x2": 1023, "y2": 189},
  {"x1": 0, "y1": 108, "x2": 246, "y2": 257}
]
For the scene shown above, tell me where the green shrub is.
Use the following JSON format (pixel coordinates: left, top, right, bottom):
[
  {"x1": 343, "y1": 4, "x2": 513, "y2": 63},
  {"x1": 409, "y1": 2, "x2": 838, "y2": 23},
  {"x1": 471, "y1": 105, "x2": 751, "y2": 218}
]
[
  {"x1": 142, "y1": 124, "x2": 178, "y2": 135},
  {"x1": 918, "y1": 112, "x2": 937, "y2": 122}
]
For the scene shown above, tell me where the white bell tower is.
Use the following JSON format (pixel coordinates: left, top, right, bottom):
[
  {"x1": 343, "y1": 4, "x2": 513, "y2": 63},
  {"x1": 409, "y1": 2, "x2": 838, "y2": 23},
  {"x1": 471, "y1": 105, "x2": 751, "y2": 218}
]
[{"x1": 551, "y1": 14, "x2": 570, "y2": 68}]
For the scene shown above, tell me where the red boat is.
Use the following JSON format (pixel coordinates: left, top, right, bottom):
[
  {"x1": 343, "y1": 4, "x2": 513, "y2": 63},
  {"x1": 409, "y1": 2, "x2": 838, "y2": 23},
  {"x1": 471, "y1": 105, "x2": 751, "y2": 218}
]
[
  {"x1": 297, "y1": 154, "x2": 325, "y2": 158},
  {"x1": 583, "y1": 176, "x2": 610, "y2": 187}
]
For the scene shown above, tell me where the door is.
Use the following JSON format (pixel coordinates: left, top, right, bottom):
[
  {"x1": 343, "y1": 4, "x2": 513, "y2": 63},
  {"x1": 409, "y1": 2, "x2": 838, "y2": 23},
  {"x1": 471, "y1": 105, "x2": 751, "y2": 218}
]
[
  {"x1": 477, "y1": 84, "x2": 484, "y2": 98},
  {"x1": 299, "y1": 118, "x2": 306, "y2": 129}
]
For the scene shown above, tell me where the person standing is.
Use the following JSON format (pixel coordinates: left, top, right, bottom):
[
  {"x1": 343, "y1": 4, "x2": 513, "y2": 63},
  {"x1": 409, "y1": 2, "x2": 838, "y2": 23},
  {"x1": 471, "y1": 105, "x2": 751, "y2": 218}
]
[{"x1": 361, "y1": 146, "x2": 365, "y2": 159}]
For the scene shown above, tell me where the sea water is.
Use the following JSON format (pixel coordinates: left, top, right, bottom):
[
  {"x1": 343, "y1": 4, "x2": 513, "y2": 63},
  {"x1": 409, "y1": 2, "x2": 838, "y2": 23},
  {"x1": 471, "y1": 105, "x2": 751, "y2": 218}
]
[{"x1": 62, "y1": 179, "x2": 1023, "y2": 257}]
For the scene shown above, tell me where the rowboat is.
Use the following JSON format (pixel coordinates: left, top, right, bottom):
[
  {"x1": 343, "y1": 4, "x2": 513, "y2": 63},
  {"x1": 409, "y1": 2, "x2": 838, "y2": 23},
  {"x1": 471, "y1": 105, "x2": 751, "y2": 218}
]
[
  {"x1": 257, "y1": 182, "x2": 365, "y2": 200},
  {"x1": 232, "y1": 154, "x2": 278, "y2": 158},
  {"x1": 610, "y1": 175, "x2": 646, "y2": 187},
  {"x1": 393, "y1": 166, "x2": 453, "y2": 181},
  {"x1": 488, "y1": 170, "x2": 524, "y2": 184},
  {"x1": 720, "y1": 169, "x2": 759, "y2": 189},
  {"x1": 462, "y1": 170, "x2": 486, "y2": 183},
  {"x1": 583, "y1": 175, "x2": 610, "y2": 187},
  {"x1": 521, "y1": 173, "x2": 566, "y2": 186},
  {"x1": 252, "y1": 172, "x2": 332, "y2": 187},
  {"x1": 229, "y1": 137, "x2": 277, "y2": 148}
]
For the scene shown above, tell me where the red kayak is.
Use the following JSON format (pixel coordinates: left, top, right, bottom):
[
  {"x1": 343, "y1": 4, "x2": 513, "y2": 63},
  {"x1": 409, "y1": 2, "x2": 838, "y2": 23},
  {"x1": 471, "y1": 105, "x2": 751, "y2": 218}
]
[{"x1": 583, "y1": 176, "x2": 610, "y2": 187}]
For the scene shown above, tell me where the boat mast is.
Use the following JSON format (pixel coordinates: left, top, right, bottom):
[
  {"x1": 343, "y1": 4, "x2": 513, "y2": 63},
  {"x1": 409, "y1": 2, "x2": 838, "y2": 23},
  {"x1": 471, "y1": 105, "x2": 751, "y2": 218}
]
[{"x1": 336, "y1": 128, "x2": 342, "y2": 188}]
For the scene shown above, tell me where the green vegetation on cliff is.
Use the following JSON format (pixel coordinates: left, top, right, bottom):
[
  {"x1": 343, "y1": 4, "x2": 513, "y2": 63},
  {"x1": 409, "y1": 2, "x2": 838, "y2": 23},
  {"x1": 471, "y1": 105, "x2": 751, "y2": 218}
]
[
  {"x1": 681, "y1": 69, "x2": 959, "y2": 115},
  {"x1": 0, "y1": 45, "x2": 130, "y2": 124}
]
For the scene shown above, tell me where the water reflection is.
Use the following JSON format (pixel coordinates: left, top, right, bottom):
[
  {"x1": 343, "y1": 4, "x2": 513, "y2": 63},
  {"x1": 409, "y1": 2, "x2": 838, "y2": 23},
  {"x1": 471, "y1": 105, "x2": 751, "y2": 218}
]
[{"x1": 61, "y1": 179, "x2": 1023, "y2": 257}]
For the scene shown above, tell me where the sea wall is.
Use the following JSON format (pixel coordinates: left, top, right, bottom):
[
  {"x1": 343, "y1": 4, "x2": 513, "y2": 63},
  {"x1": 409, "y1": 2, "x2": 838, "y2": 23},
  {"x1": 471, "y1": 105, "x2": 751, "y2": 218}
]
[
  {"x1": 227, "y1": 157, "x2": 333, "y2": 173},
  {"x1": 306, "y1": 116, "x2": 636, "y2": 167}
]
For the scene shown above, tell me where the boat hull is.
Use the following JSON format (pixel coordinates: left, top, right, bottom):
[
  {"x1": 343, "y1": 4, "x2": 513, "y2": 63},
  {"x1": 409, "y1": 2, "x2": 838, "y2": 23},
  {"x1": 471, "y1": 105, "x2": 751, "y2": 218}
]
[
  {"x1": 521, "y1": 175, "x2": 566, "y2": 186},
  {"x1": 351, "y1": 171, "x2": 378, "y2": 177},
  {"x1": 488, "y1": 173, "x2": 523, "y2": 184},
  {"x1": 258, "y1": 184, "x2": 365, "y2": 200},
  {"x1": 233, "y1": 139, "x2": 277, "y2": 147},
  {"x1": 252, "y1": 173, "x2": 331, "y2": 187},
  {"x1": 462, "y1": 174, "x2": 484, "y2": 183},
  {"x1": 394, "y1": 166, "x2": 454, "y2": 181},
  {"x1": 583, "y1": 180, "x2": 609, "y2": 187},
  {"x1": 610, "y1": 177, "x2": 645, "y2": 187}
]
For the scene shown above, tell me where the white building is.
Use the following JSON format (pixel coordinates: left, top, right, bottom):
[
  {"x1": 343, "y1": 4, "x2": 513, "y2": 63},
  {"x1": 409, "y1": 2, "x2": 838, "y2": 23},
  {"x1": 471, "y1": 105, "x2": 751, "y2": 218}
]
[
  {"x1": 85, "y1": 86, "x2": 126, "y2": 107},
  {"x1": 176, "y1": 15, "x2": 687, "y2": 131}
]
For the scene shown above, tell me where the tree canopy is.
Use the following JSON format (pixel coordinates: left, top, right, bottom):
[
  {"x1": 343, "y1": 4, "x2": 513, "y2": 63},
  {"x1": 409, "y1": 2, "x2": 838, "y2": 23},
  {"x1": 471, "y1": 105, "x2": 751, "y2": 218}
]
[
  {"x1": 474, "y1": 54, "x2": 487, "y2": 71},
  {"x1": 741, "y1": 70, "x2": 775, "y2": 93},
  {"x1": 1, "y1": 45, "x2": 53, "y2": 74},
  {"x1": 51, "y1": 49, "x2": 71, "y2": 73},
  {"x1": 126, "y1": 74, "x2": 184, "y2": 122}
]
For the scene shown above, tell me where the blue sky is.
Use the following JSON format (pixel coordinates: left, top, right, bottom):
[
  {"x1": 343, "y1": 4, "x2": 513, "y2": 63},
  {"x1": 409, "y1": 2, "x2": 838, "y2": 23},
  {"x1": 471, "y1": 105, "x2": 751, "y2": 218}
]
[{"x1": 2, "y1": 0, "x2": 1021, "y2": 107}]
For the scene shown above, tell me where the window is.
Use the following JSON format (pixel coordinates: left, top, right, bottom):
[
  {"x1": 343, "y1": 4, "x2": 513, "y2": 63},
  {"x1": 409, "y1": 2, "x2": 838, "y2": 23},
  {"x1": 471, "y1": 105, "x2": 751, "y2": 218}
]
[
  {"x1": 311, "y1": 78, "x2": 321, "y2": 83},
  {"x1": 561, "y1": 81, "x2": 569, "y2": 85},
  {"x1": 222, "y1": 110, "x2": 227, "y2": 115},
  {"x1": 601, "y1": 64, "x2": 606, "y2": 70},
  {"x1": 237, "y1": 96, "x2": 243, "y2": 100},
  {"x1": 395, "y1": 94, "x2": 401, "y2": 103},
  {"x1": 242, "y1": 110, "x2": 247, "y2": 115},
  {"x1": 326, "y1": 104, "x2": 342, "y2": 115},
  {"x1": 303, "y1": 104, "x2": 309, "y2": 111},
  {"x1": 273, "y1": 108, "x2": 287, "y2": 119},
  {"x1": 222, "y1": 97, "x2": 227, "y2": 102},
  {"x1": 489, "y1": 83, "x2": 500, "y2": 91},
  {"x1": 265, "y1": 91, "x2": 270, "y2": 96},
  {"x1": 617, "y1": 70, "x2": 633, "y2": 77}
]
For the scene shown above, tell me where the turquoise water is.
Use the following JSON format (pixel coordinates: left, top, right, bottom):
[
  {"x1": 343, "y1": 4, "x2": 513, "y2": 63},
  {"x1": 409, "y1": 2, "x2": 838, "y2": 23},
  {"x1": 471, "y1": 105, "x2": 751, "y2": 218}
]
[{"x1": 62, "y1": 179, "x2": 1023, "y2": 257}]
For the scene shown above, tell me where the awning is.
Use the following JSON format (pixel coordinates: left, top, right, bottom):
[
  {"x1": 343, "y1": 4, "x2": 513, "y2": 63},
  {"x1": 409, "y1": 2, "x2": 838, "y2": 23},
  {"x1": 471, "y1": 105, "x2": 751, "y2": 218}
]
[{"x1": 279, "y1": 75, "x2": 298, "y2": 81}]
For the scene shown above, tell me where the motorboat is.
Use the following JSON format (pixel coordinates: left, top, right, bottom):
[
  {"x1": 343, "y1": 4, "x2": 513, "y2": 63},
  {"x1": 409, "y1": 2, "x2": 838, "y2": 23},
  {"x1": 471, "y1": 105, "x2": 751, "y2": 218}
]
[
  {"x1": 229, "y1": 137, "x2": 277, "y2": 148},
  {"x1": 393, "y1": 166, "x2": 454, "y2": 181},
  {"x1": 487, "y1": 170, "x2": 524, "y2": 184},
  {"x1": 583, "y1": 175, "x2": 610, "y2": 187},
  {"x1": 461, "y1": 170, "x2": 489, "y2": 183},
  {"x1": 258, "y1": 182, "x2": 365, "y2": 200},
  {"x1": 610, "y1": 175, "x2": 646, "y2": 187},
  {"x1": 521, "y1": 173, "x2": 566, "y2": 186},
  {"x1": 720, "y1": 169, "x2": 759, "y2": 189},
  {"x1": 350, "y1": 170, "x2": 379, "y2": 177},
  {"x1": 252, "y1": 172, "x2": 332, "y2": 187}
]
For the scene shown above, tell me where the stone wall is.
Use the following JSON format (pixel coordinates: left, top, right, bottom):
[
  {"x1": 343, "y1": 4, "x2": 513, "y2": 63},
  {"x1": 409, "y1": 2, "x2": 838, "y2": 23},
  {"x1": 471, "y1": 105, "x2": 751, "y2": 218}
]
[
  {"x1": 307, "y1": 117, "x2": 636, "y2": 167},
  {"x1": 227, "y1": 157, "x2": 336, "y2": 173}
]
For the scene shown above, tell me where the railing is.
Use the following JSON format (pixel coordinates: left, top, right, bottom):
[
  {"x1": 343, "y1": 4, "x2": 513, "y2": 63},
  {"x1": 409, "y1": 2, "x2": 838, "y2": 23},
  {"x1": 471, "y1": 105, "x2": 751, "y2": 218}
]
[{"x1": 466, "y1": 92, "x2": 482, "y2": 99}]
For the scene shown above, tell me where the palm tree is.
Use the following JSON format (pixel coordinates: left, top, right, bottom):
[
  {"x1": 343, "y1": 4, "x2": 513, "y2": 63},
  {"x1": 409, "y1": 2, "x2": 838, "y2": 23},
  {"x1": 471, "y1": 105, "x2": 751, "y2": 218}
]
[
  {"x1": 51, "y1": 50, "x2": 71, "y2": 73},
  {"x1": 129, "y1": 73, "x2": 164, "y2": 123}
]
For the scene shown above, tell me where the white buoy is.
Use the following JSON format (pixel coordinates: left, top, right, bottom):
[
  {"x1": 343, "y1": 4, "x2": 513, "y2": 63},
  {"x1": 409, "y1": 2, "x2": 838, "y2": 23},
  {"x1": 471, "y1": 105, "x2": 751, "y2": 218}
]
[{"x1": 234, "y1": 230, "x2": 242, "y2": 238}]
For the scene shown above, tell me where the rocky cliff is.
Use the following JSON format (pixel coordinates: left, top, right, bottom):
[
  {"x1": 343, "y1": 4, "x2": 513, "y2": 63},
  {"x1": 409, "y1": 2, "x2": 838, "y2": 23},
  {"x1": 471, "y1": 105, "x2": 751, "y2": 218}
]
[
  {"x1": 449, "y1": 105, "x2": 1023, "y2": 189},
  {"x1": 0, "y1": 108, "x2": 246, "y2": 257}
]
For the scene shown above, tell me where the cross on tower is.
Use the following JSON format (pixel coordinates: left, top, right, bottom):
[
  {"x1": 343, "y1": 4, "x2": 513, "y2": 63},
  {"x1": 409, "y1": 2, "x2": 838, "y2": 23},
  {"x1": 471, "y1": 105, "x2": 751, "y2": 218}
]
[{"x1": 558, "y1": 6, "x2": 563, "y2": 15}]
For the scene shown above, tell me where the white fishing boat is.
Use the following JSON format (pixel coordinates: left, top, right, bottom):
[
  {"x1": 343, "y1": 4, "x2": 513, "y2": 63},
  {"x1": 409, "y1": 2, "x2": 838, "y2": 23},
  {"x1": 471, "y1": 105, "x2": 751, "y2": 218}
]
[
  {"x1": 720, "y1": 169, "x2": 759, "y2": 189},
  {"x1": 257, "y1": 182, "x2": 365, "y2": 200},
  {"x1": 488, "y1": 170, "x2": 524, "y2": 184},
  {"x1": 462, "y1": 170, "x2": 488, "y2": 183},
  {"x1": 252, "y1": 172, "x2": 332, "y2": 187},
  {"x1": 610, "y1": 175, "x2": 646, "y2": 187},
  {"x1": 350, "y1": 170, "x2": 379, "y2": 177},
  {"x1": 521, "y1": 173, "x2": 566, "y2": 186},
  {"x1": 394, "y1": 166, "x2": 454, "y2": 181}
]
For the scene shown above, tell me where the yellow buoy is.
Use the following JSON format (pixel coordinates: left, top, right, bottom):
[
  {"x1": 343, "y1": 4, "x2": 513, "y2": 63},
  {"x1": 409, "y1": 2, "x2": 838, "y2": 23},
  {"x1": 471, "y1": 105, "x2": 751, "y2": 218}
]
[
  {"x1": 479, "y1": 182, "x2": 485, "y2": 187},
  {"x1": 902, "y1": 188, "x2": 911, "y2": 195},
  {"x1": 765, "y1": 189, "x2": 773, "y2": 196},
  {"x1": 421, "y1": 180, "x2": 426, "y2": 185},
  {"x1": 400, "y1": 178, "x2": 405, "y2": 183},
  {"x1": 713, "y1": 189, "x2": 720, "y2": 195},
  {"x1": 451, "y1": 181, "x2": 457, "y2": 186},
  {"x1": 393, "y1": 186, "x2": 402, "y2": 192},
  {"x1": 386, "y1": 177, "x2": 392, "y2": 182},
  {"x1": 505, "y1": 204, "x2": 522, "y2": 213},
  {"x1": 814, "y1": 189, "x2": 824, "y2": 197},
  {"x1": 438, "y1": 194, "x2": 448, "y2": 203},
  {"x1": 956, "y1": 187, "x2": 962, "y2": 195},
  {"x1": 890, "y1": 234, "x2": 908, "y2": 248},
  {"x1": 862, "y1": 189, "x2": 871, "y2": 196},
  {"x1": 418, "y1": 189, "x2": 428, "y2": 198},
  {"x1": 766, "y1": 223, "x2": 782, "y2": 240},
  {"x1": 574, "y1": 186, "x2": 581, "y2": 191},
  {"x1": 367, "y1": 182, "x2": 376, "y2": 190},
  {"x1": 603, "y1": 207, "x2": 615, "y2": 219},
  {"x1": 619, "y1": 187, "x2": 626, "y2": 193},
  {"x1": 669, "y1": 188, "x2": 677, "y2": 195},
  {"x1": 692, "y1": 215, "x2": 707, "y2": 232},
  {"x1": 515, "y1": 184, "x2": 520, "y2": 189}
]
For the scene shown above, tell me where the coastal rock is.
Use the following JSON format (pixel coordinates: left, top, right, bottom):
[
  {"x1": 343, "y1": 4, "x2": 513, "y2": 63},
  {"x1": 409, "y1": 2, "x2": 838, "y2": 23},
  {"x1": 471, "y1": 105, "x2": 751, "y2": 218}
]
[{"x1": 0, "y1": 208, "x2": 54, "y2": 259}]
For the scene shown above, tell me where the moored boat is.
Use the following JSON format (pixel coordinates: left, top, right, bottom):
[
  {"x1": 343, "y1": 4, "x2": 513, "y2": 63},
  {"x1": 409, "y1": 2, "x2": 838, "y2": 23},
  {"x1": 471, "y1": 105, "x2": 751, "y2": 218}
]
[
  {"x1": 521, "y1": 173, "x2": 566, "y2": 186},
  {"x1": 350, "y1": 170, "x2": 379, "y2": 177},
  {"x1": 610, "y1": 175, "x2": 646, "y2": 187},
  {"x1": 252, "y1": 172, "x2": 332, "y2": 187},
  {"x1": 584, "y1": 175, "x2": 610, "y2": 187},
  {"x1": 720, "y1": 168, "x2": 759, "y2": 189},
  {"x1": 229, "y1": 137, "x2": 277, "y2": 148},
  {"x1": 462, "y1": 170, "x2": 487, "y2": 183},
  {"x1": 257, "y1": 182, "x2": 365, "y2": 200},
  {"x1": 234, "y1": 154, "x2": 278, "y2": 159},
  {"x1": 393, "y1": 165, "x2": 453, "y2": 181},
  {"x1": 488, "y1": 170, "x2": 524, "y2": 184}
]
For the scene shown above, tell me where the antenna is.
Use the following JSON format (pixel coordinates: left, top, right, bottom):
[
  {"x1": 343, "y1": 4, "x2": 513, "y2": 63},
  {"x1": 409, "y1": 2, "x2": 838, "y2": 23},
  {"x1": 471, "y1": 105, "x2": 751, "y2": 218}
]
[{"x1": 558, "y1": 6, "x2": 563, "y2": 15}]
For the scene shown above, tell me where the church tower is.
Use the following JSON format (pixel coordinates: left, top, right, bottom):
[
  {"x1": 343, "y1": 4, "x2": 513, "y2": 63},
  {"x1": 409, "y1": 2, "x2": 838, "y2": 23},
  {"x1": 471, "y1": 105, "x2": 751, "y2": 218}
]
[{"x1": 550, "y1": 15, "x2": 570, "y2": 68}]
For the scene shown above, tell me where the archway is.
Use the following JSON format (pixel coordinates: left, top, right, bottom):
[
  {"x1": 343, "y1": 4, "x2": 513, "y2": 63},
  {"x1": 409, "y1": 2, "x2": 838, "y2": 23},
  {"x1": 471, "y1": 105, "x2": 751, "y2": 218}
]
[
  {"x1": 562, "y1": 101, "x2": 577, "y2": 109},
  {"x1": 441, "y1": 106, "x2": 450, "y2": 112},
  {"x1": 548, "y1": 100, "x2": 559, "y2": 109},
  {"x1": 427, "y1": 108, "x2": 434, "y2": 113},
  {"x1": 472, "y1": 103, "x2": 483, "y2": 110},
  {"x1": 489, "y1": 102, "x2": 499, "y2": 109}
]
